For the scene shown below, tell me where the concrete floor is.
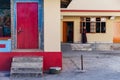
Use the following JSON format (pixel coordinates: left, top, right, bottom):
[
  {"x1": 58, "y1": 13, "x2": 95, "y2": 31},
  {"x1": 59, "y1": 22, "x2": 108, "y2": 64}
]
[{"x1": 2, "y1": 49, "x2": 120, "y2": 80}]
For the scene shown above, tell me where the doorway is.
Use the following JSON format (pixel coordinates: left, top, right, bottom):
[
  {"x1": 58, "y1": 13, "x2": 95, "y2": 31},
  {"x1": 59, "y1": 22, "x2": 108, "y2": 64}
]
[
  {"x1": 113, "y1": 22, "x2": 120, "y2": 43},
  {"x1": 63, "y1": 22, "x2": 74, "y2": 43}
]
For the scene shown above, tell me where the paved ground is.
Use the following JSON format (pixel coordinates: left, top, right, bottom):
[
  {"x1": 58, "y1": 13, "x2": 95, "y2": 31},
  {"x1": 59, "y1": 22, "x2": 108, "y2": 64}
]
[{"x1": 2, "y1": 49, "x2": 120, "y2": 80}]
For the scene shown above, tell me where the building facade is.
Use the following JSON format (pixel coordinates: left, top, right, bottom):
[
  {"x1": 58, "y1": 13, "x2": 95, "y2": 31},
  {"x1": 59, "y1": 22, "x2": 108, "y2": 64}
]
[
  {"x1": 0, "y1": 0, "x2": 62, "y2": 71},
  {"x1": 61, "y1": 0, "x2": 120, "y2": 43}
]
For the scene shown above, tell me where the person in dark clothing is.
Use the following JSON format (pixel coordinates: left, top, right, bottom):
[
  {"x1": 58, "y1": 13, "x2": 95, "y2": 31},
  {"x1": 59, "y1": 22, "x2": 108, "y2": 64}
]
[{"x1": 81, "y1": 26, "x2": 87, "y2": 43}]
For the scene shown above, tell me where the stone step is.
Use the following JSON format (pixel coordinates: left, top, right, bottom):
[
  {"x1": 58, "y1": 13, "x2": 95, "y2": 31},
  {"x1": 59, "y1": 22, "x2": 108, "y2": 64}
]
[
  {"x1": 11, "y1": 70, "x2": 42, "y2": 73},
  {"x1": 11, "y1": 62, "x2": 42, "y2": 68},
  {"x1": 10, "y1": 73, "x2": 42, "y2": 77},
  {"x1": 10, "y1": 56, "x2": 43, "y2": 78},
  {"x1": 12, "y1": 49, "x2": 42, "y2": 52},
  {"x1": 12, "y1": 57, "x2": 43, "y2": 62},
  {"x1": 11, "y1": 68, "x2": 42, "y2": 73},
  {"x1": 71, "y1": 43, "x2": 92, "y2": 51},
  {"x1": 61, "y1": 43, "x2": 72, "y2": 51}
]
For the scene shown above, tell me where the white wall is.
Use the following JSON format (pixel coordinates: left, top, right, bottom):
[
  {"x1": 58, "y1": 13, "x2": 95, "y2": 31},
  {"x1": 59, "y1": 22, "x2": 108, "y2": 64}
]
[
  {"x1": 68, "y1": 0, "x2": 120, "y2": 10},
  {"x1": 44, "y1": 0, "x2": 61, "y2": 51}
]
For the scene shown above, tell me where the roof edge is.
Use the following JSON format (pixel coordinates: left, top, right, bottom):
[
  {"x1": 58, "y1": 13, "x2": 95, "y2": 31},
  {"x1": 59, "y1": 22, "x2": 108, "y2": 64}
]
[{"x1": 61, "y1": 9, "x2": 120, "y2": 12}]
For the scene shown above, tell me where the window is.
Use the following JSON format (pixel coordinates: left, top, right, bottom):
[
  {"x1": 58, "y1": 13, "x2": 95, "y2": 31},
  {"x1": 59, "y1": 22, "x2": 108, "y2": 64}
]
[
  {"x1": 90, "y1": 22, "x2": 96, "y2": 32},
  {"x1": 80, "y1": 17, "x2": 106, "y2": 33},
  {"x1": 0, "y1": 0, "x2": 11, "y2": 37},
  {"x1": 101, "y1": 22, "x2": 106, "y2": 33},
  {"x1": 96, "y1": 22, "x2": 100, "y2": 33}
]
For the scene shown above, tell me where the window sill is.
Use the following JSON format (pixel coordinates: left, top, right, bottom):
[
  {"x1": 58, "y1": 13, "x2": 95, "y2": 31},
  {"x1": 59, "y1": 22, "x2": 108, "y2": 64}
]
[{"x1": 0, "y1": 37, "x2": 11, "y2": 40}]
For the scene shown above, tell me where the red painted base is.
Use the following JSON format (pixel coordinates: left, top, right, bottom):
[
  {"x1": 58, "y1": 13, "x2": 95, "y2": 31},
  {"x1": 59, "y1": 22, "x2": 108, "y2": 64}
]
[{"x1": 0, "y1": 52, "x2": 62, "y2": 71}]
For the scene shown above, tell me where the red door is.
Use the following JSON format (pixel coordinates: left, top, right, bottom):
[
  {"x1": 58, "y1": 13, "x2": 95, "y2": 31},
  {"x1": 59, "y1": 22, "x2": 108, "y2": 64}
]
[{"x1": 17, "y1": 3, "x2": 38, "y2": 49}]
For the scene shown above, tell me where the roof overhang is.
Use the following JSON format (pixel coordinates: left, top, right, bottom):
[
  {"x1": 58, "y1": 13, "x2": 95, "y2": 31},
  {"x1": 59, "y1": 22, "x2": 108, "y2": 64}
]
[
  {"x1": 61, "y1": 9, "x2": 120, "y2": 12},
  {"x1": 61, "y1": 9, "x2": 120, "y2": 17}
]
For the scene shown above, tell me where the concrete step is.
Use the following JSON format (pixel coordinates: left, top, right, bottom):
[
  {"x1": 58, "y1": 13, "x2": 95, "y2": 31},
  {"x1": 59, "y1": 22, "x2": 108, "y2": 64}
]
[
  {"x1": 11, "y1": 73, "x2": 42, "y2": 77},
  {"x1": 11, "y1": 68, "x2": 42, "y2": 74},
  {"x1": 71, "y1": 43, "x2": 92, "y2": 51},
  {"x1": 10, "y1": 57, "x2": 43, "y2": 78},
  {"x1": 12, "y1": 49, "x2": 43, "y2": 52},
  {"x1": 12, "y1": 56, "x2": 43, "y2": 62},
  {"x1": 61, "y1": 43, "x2": 72, "y2": 51},
  {"x1": 11, "y1": 62, "x2": 42, "y2": 68}
]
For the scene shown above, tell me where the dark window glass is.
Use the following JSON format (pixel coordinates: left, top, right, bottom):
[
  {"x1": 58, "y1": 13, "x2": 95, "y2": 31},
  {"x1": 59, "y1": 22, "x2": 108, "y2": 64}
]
[
  {"x1": 86, "y1": 22, "x2": 90, "y2": 32},
  {"x1": 96, "y1": 22, "x2": 100, "y2": 33},
  {"x1": 0, "y1": 1, "x2": 11, "y2": 37},
  {"x1": 80, "y1": 17, "x2": 106, "y2": 33},
  {"x1": 0, "y1": 0, "x2": 10, "y2": 9},
  {"x1": 101, "y1": 22, "x2": 106, "y2": 33},
  {"x1": 86, "y1": 18, "x2": 90, "y2": 21},
  {"x1": 96, "y1": 18, "x2": 101, "y2": 21},
  {"x1": 83, "y1": 22, "x2": 85, "y2": 26}
]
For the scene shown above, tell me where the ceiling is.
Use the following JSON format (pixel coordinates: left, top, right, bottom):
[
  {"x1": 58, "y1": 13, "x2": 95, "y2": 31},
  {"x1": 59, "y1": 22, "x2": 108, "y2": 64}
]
[{"x1": 61, "y1": 0, "x2": 72, "y2": 8}]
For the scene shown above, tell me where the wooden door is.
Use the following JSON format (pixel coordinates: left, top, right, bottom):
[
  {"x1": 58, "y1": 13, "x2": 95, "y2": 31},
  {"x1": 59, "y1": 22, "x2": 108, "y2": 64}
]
[
  {"x1": 17, "y1": 3, "x2": 38, "y2": 49},
  {"x1": 63, "y1": 22, "x2": 67, "y2": 43},
  {"x1": 113, "y1": 22, "x2": 120, "y2": 43}
]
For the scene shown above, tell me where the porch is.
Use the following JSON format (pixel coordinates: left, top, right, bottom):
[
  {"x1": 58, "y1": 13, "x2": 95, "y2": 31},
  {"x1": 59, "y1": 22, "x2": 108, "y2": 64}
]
[{"x1": 62, "y1": 43, "x2": 120, "y2": 51}]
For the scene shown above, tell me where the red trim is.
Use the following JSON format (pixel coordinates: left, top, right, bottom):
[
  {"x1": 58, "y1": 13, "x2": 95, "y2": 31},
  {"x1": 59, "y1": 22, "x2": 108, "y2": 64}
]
[
  {"x1": 61, "y1": 10, "x2": 120, "y2": 12},
  {"x1": 0, "y1": 44, "x2": 6, "y2": 48},
  {"x1": 0, "y1": 52, "x2": 62, "y2": 71}
]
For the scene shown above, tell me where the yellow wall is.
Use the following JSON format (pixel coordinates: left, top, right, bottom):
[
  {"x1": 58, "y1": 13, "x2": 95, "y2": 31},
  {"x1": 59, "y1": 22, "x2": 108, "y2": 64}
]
[
  {"x1": 61, "y1": 17, "x2": 80, "y2": 43},
  {"x1": 44, "y1": 0, "x2": 61, "y2": 51},
  {"x1": 61, "y1": 15, "x2": 120, "y2": 43},
  {"x1": 87, "y1": 18, "x2": 113, "y2": 43}
]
